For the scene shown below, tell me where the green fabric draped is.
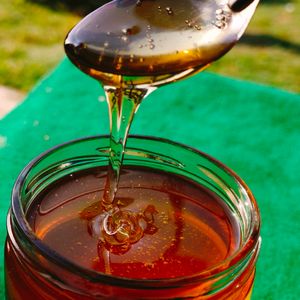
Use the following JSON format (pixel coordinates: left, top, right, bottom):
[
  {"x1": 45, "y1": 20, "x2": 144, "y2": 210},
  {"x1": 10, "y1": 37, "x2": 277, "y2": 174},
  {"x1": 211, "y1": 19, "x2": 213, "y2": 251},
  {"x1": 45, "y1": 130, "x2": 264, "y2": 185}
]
[{"x1": 0, "y1": 58, "x2": 299, "y2": 299}]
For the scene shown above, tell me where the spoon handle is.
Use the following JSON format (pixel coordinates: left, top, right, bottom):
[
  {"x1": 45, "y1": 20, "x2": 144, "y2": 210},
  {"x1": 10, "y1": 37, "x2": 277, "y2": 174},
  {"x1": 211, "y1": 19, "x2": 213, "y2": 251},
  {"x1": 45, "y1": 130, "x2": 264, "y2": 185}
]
[{"x1": 228, "y1": 0, "x2": 256, "y2": 12}]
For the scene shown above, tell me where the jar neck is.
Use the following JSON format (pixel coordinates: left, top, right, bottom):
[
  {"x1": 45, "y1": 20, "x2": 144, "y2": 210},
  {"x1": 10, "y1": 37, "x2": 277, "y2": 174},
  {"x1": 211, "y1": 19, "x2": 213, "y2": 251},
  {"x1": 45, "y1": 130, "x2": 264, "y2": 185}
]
[{"x1": 7, "y1": 136, "x2": 261, "y2": 299}]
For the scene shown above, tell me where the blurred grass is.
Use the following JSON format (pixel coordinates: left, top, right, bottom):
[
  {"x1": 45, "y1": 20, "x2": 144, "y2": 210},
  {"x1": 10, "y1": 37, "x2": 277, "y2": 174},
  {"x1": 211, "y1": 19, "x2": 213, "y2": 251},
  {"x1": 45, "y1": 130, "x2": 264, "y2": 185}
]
[
  {"x1": 0, "y1": 0, "x2": 299, "y2": 93},
  {"x1": 0, "y1": 0, "x2": 80, "y2": 91},
  {"x1": 210, "y1": 1, "x2": 300, "y2": 93}
]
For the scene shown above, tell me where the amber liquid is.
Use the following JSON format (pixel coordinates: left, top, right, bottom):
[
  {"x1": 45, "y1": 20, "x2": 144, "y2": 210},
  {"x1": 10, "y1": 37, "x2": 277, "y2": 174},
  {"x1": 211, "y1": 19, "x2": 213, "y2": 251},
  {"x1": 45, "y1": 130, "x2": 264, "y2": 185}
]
[
  {"x1": 6, "y1": 167, "x2": 256, "y2": 299},
  {"x1": 26, "y1": 167, "x2": 240, "y2": 279},
  {"x1": 65, "y1": 0, "x2": 258, "y2": 87}
]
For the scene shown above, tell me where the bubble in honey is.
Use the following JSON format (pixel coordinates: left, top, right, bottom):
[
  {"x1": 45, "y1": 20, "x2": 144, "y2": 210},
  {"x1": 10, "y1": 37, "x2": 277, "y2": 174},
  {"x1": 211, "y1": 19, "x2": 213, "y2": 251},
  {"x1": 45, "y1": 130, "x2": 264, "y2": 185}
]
[{"x1": 165, "y1": 7, "x2": 174, "y2": 15}]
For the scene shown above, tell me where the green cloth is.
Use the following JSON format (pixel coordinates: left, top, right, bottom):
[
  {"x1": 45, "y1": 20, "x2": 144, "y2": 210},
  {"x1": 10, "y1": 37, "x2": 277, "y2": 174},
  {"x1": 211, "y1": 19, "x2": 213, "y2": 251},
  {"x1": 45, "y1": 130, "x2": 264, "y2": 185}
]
[{"x1": 0, "y1": 58, "x2": 299, "y2": 299}]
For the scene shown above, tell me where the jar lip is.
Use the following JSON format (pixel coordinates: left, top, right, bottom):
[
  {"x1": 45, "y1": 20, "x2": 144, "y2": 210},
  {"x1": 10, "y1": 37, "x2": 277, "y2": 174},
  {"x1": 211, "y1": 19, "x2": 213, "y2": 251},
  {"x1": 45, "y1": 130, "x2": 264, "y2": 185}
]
[{"x1": 11, "y1": 135, "x2": 261, "y2": 289}]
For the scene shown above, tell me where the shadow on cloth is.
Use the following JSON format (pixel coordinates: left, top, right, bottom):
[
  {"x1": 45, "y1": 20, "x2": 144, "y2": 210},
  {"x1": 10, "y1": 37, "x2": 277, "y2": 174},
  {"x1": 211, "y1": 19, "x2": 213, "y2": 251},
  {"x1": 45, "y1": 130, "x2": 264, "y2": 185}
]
[{"x1": 240, "y1": 33, "x2": 300, "y2": 54}]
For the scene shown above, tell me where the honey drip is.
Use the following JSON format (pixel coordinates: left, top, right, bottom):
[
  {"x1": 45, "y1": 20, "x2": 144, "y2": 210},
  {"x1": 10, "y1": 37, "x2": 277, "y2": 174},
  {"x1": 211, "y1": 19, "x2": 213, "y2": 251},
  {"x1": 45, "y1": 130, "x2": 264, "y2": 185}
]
[{"x1": 64, "y1": 0, "x2": 258, "y2": 261}]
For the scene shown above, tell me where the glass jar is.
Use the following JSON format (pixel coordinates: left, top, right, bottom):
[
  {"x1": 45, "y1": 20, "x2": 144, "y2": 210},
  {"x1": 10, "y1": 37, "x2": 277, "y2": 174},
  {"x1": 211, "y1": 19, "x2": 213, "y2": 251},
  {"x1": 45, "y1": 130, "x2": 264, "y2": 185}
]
[{"x1": 5, "y1": 136, "x2": 261, "y2": 299}]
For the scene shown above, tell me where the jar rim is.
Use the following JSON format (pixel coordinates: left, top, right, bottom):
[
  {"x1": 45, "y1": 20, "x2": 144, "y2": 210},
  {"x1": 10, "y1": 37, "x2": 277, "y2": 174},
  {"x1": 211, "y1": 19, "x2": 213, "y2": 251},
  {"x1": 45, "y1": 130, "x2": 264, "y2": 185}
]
[{"x1": 10, "y1": 135, "x2": 261, "y2": 289}]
